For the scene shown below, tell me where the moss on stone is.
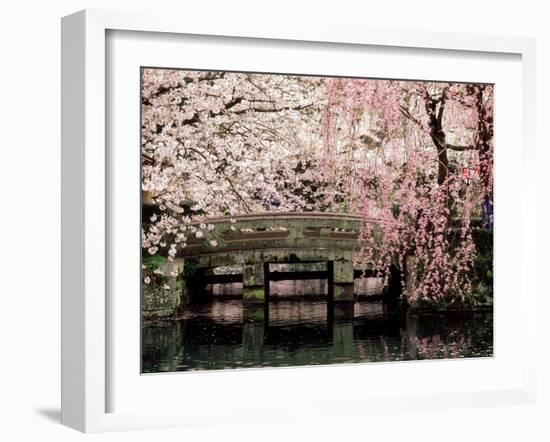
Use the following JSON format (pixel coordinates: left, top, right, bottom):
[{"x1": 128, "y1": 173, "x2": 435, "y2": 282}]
[{"x1": 242, "y1": 287, "x2": 265, "y2": 303}]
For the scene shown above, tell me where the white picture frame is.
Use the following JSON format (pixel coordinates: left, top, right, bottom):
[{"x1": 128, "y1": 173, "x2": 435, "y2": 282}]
[{"x1": 61, "y1": 9, "x2": 537, "y2": 433}]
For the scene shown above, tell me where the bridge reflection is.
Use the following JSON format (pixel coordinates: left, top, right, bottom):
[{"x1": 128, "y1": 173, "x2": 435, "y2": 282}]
[
  {"x1": 142, "y1": 299, "x2": 493, "y2": 372},
  {"x1": 142, "y1": 300, "x2": 404, "y2": 372}
]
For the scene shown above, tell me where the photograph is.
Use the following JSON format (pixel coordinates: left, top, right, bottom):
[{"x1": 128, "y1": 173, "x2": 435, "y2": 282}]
[
  {"x1": 140, "y1": 68, "x2": 494, "y2": 373},
  {"x1": 1, "y1": 0, "x2": 546, "y2": 438}
]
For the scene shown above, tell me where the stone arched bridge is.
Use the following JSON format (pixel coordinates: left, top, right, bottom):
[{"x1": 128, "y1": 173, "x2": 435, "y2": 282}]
[{"x1": 174, "y1": 211, "x2": 383, "y2": 305}]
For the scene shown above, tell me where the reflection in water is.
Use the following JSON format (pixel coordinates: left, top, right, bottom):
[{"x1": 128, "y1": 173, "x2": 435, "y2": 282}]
[
  {"x1": 142, "y1": 299, "x2": 493, "y2": 373},
  {"x1": 211, "y1": 278, "x2": 386, "y2": 298}
]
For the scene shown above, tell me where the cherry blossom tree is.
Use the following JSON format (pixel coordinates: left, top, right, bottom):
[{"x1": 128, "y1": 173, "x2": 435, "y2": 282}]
[{"x1": 321, "y1": 78, "x2": 493, "y2": 303}]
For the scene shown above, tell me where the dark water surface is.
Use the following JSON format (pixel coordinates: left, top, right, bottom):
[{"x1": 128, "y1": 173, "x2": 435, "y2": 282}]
[{"x1": 141, "y1": 299, "x2": 493, "y2": 373}]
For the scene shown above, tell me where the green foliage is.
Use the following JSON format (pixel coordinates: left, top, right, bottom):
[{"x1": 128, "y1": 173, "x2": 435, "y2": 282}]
[
  {"x1": 471, "y1": 228, "x2": 493, "y2": 305},
  {"x1": 466, "y1": 281, "x2": 493, "y2": 307},
  {"x1": 142, "y1": 255, "x2": 166, "y2": 271},
  {"x1": 183, "y1": 259, "x2": 198, "y2": 279},
  {"x1": 141, "y1": 256, "x2": 174, "y2": 314},
  {"x1": 183, "y1": 259, "x2": 204, "y2": 292}
]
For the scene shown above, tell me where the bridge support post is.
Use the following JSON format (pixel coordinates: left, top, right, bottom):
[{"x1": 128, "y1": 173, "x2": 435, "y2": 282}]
[
  {"x1": 333, "y1": 260, "x2": 355, "y2": 303},
  {"x1": 242, "y1": 263, "x2": 265, "y2": 304},
  {"x1": 332, "y1": 321, "x2": 355, "y2": 355},
  {"x1": 242, "y1": 320, "x2": 265, "y2": 358}
]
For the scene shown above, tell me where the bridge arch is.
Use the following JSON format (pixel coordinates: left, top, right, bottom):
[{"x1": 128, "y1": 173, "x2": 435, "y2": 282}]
[{"x1": 172, "y1": 212, "x2": 386, "y2": 305}]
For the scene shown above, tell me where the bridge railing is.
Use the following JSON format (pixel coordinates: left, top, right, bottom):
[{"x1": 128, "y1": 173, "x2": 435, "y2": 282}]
[{"x1": 178, "y1": 211, "x2": 370, "y2": 258}]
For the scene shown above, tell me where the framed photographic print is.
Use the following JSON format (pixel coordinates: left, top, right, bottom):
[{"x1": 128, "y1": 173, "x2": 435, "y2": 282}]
[
  {"x1": 140, "y1": 67, "x2": 495, "y2": 374},
  {"x1": 61, "y1": 9, "x2": 537, "y2": 432}
]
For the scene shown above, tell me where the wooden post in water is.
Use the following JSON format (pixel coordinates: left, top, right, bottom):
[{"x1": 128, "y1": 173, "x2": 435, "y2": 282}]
[
  {"x1": 242, "y1": 262, "x2": 265, "y2": 304},
  {"x1": 332, "y1": 259, "x2": 355, "y2": 320},
  {"x1": 327, "y1": 260, "x2": 335, "y2": 324},
  {"x1": 333, "y1": 260, "x2": 355, "y2": 302},
  {"x1": 263, "y1": 262, "x2": 270, "y2": 303},
  {"x1": 263, "y1": 262, "x2": 270, "y2": 323},
  {"x1": 326, "y1": 261, "x2": 334, "y2": 299},
  {"x1": 243, "y1": 262, "x2": 269, "y2": 323}
]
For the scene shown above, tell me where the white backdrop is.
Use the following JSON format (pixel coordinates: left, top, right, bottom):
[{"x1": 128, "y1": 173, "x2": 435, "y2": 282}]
[{"x1": 0, "y1": 1, "x2": 548, "y2": 441}]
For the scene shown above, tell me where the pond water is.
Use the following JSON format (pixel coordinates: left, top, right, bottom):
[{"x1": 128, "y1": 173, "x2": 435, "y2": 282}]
[{"x1": 141, "y1": 298, "x2": 493, "y2": 373}]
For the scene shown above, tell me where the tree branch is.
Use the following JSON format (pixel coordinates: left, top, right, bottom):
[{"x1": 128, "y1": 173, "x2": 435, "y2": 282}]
[
  {"x1": 224, "y1": 177, "x2": 253, "y2": 213},
  {"x1": 445, "y1": 144, "x2": 476, "y2": 151},
  {"x1": 399, "y1": 106, "x2": 424, "y2": 129},
  {"x1": 231, "y1": 103, "x2": 313, "y2": 115}
]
